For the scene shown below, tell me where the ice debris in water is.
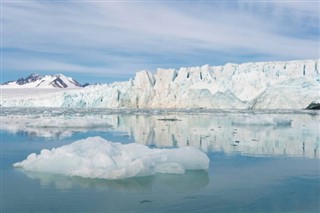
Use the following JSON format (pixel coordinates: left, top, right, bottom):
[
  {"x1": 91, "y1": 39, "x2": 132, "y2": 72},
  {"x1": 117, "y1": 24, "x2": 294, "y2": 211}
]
[{"x1": 13, "y1": 136, "x2": 210, "y2": 180}]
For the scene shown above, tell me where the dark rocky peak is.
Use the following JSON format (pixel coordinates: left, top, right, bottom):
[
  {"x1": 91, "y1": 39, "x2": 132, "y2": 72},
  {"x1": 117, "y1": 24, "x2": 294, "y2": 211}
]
[{"x1": 16, "y1": 74, "x2": 43, "y2": 85}]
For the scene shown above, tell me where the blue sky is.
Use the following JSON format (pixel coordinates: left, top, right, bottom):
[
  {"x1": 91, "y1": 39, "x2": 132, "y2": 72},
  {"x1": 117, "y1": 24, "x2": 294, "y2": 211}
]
[{"x1": 1, "y1": 1, "x2": 319, "y2": 84}]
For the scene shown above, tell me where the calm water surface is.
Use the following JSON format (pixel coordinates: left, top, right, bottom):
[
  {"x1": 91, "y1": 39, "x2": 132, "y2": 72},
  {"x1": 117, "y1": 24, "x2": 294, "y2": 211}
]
[{"x1": 1, "y1": 108, "x2": 319, "y2": 213}]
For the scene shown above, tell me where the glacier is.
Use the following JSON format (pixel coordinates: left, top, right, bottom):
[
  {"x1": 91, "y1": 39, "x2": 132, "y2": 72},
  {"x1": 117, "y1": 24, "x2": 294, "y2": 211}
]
[
  {"x1": 13, "y1": 136, "x2": 210, "y2": 180},
  {"x1": 1, "y1": 59, "x2": 319, "y2": 109}
]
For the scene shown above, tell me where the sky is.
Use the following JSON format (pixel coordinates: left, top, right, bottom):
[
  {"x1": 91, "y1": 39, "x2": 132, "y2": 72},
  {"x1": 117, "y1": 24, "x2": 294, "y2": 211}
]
[{"x1": 1, "y1": 0, "x2": 319, "y2": 84}]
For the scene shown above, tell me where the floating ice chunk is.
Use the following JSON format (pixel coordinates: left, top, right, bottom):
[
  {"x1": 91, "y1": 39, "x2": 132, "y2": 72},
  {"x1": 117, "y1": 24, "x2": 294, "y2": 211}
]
[{"x1": 13, "y1": 137, "x2": 209, "y2": 180}]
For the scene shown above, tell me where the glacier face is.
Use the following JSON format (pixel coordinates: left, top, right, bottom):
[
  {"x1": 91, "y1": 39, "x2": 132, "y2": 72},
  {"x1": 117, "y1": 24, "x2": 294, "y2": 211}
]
[{"x1": 1, "y1": 59, "x2": 319, "y2": 109}]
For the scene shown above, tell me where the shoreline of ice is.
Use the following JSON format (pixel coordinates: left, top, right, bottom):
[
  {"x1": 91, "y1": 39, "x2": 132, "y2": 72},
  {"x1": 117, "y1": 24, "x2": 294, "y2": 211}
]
[{"x1": 2, "y1": 106, "x2": 319, "y2": 115}]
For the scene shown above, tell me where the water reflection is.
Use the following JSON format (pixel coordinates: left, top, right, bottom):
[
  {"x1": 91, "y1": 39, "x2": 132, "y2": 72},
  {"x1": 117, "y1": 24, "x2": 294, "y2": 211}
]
[
  {"x1": 115, "y1": 113, "x2": 319, "y2": 159},
  {"x1": 1, "y1": 109, "x2": 319, "y2": 158},
  {"x1": 1, "y1": 113, "x2": 112, "y2": 139},
  {"x1": 20, "y1": 170, "x2": 209, "y2": 193}
]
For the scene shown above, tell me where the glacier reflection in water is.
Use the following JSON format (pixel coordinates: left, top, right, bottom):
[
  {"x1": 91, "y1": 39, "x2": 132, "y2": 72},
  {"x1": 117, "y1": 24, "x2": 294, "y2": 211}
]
[{"x1": 1, "y1": 108, "x2": 319, "y2": 159}]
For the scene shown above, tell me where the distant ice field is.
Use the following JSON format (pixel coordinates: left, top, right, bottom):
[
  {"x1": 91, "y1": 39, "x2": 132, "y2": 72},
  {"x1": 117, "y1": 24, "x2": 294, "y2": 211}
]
[{"x1": 1, "y1": 88, "x2": 81, "y2": 99}]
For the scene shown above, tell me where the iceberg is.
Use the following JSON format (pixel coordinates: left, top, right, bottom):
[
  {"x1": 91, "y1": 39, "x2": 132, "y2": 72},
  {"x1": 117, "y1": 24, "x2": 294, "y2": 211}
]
[
  {"x1": 13, "y1": 137, "x2": 210, "y2": 180},
  {"x1": 1, "y1": 59, "x2": 319, "y2": 109}
]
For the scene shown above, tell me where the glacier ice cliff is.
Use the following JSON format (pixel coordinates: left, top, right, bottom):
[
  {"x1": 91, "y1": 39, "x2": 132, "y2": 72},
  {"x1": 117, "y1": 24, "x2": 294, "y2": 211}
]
[{"x1": 1, "y1": 59, "x2": 319, "y2": 109}]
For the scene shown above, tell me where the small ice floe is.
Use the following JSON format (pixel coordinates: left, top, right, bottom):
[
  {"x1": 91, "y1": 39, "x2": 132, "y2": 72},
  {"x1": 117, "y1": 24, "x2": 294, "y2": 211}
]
[
  {"x1": 13, "y1": 136, "x2": 209, "y2": 180},
  {"x1": 140, "y1": 200, "x2": 152, "y2": 204}
]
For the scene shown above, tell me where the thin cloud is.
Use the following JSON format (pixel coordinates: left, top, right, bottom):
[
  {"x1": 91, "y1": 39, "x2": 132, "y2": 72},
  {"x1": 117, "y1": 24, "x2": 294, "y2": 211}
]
[{"x1": 1, "y1": 1, "x2": 319, "y2": 82}]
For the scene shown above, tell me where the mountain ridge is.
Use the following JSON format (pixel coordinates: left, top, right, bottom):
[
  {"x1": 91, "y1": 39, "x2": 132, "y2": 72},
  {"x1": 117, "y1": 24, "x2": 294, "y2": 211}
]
[{"x1": 2, "y1": 73, "x2": 84, "y2": 89}]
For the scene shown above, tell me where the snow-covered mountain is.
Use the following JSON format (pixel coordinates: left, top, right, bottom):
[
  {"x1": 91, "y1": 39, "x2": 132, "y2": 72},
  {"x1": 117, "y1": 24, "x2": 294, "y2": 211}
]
[
  {"x1": 1, "y1": 74, "x2": 83, "y2": 88},
  {"x1": 1, "y1": 59, "x2": 319, "y2": 109}
]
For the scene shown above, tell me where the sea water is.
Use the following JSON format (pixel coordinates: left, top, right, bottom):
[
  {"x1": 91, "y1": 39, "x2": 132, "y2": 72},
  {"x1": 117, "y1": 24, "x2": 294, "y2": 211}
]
[{"x1": 1, "y1": 108, "x2": 319, "y2": 212}]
